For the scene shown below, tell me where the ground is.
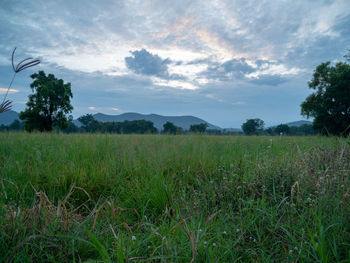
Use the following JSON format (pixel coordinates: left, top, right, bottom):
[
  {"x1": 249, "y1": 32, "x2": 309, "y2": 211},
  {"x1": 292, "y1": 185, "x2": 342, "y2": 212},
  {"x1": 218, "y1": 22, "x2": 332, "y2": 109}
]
[{"x1": 0, "y1": 133, "x2": 349, "y2": 262}]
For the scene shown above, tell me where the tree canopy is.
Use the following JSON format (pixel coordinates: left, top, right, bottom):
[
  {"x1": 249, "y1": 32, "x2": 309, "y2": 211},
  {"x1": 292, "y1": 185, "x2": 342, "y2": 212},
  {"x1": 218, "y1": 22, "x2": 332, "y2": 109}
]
[
  {"x1": 241, "y1": 118, "x2": 264, "y2": 135},
  {"x1": 275, "y1": 124, "x2": 290, "y2": 135},
  {"x1": 301, "y1": 60, "x2": 350, "y2": 135},
  {"x1": 19, "y1": 71, "x2": 73, "y2": 131},
  {"x1": 162, "y1": 121, "x2": 182, "y2": 134},
  {"x1": 189, "y1": 123, "x2": 207, "y2": 133},
  {"x1": 76, "y1": 115, "x2": 158, "y2": 134}
]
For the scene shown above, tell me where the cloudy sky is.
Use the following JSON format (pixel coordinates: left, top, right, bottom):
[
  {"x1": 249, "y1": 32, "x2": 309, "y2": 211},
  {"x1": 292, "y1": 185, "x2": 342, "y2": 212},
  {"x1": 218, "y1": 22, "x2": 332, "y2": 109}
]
[{"x1": 0, "y1": 0, "x2": 349, "y2": 127}]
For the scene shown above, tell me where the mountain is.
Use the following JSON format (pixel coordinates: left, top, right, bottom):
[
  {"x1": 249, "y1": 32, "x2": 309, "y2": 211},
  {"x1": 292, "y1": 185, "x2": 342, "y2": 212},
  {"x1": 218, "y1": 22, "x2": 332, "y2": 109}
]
[
  {"x1": 0, "y1": 111, "x2": 20, "y2": 125},
  {"x1": 74, "y1": 112, "x2": 221, "y2": 130},
  {"x1": 285, "y1": 120, "x2": 312, "y2": 127}
]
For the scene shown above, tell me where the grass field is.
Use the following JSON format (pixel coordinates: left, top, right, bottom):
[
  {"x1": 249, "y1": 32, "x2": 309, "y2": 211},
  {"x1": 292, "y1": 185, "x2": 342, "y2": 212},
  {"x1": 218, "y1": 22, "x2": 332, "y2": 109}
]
[{"x1": 0, "y1": 133, "x2": 349, "y2": 262}]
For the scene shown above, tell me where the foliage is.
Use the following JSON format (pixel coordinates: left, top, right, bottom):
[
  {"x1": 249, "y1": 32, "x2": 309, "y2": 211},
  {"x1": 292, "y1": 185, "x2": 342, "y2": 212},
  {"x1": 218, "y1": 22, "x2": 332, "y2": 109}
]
[
  {"x1": 0, "y1": 120, "x2": 24, "y2": 131},
  {"x1": 77, "y1": 115, "x2": 158, "y2": 134},
  {"x1": 241, "y1": 118, "x2": 264, "y2": 135},
  {"x1": 19, "y1": 71, "x2": 73, "y2": 132},
  {"x1": 206, "y1": 129, "x2": 223, "y2": 135},
  {"x1": 77, "y1": 114, "x2": 94, "y2": 127},
  {"x1": 163, "y1": 121, "x2": 182, "y2": 134},
  {"x1": 266, "y1": 124, "x2": 316, "y2": 136},
  {"x1": 289, "y1": 124, "x2": 317, "y2": 136},
  {"x1": 275, "y1": 124, "x2": 290, "y2": 135},
  {"x1": 301, "y1": 60, "x2": 350, "y2": 135},
  {"x1": 189, "y1": 123, "x2": 208, "y2": 133},
  {"x1": 0, "y1": 134, "x2": 349, "y2": 262}
]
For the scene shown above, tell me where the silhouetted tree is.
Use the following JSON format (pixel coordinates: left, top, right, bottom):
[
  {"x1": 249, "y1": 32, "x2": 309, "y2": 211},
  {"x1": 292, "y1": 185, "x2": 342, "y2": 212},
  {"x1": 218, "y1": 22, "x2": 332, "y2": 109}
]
[
  {"x1": 9, "y1": 120, "x2": 23, "y2": 131},
  {"x1": 65, "y1": 121, "x2": 79, "y2": 133},
  {"x1": 275, "y1": 124, "x2": 290, "y2": 135},
  {"x1": 189, "y1": 123, "x2": 207, "y2": 133},
  {"x1": 301, "y1": 56, "x2": 350, "y2": 135},
  {"x1": 19, "y1": 71, "x2": 73, "y2": 131},
  {"x1": 163, "y1": 121, "x2": 179, "y2": 134},
  {"x1": 242, "y1": 118, "x2": 264, "y2": 135},
  {"x1": 78, "y1": 114, "x2": 97, "y2": 132}
]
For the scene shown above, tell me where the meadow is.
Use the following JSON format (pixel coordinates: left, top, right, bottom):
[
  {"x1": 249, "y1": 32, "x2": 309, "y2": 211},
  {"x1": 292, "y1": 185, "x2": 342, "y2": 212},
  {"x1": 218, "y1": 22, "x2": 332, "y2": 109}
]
[{"x1": 0, "y1": 133, "x2": 349, "y2": 262}]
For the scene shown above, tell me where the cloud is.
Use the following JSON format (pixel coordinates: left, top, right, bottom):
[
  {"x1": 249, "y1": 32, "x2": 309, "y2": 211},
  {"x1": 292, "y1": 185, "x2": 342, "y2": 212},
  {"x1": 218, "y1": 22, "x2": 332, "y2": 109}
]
[
  {"x1": 125, "y1": 49, "x2": 171, "y2": 77},
  {"x1": 0, "y1": 87, "x2": 19, "y2": 94},
  {"x1": 0, "y1": 0, "x2": 349, "y2": 127},
  {"x1": 232, "y1": 101, "x2": 246, "y2": 105},
  {"x1": 110, "y1": 107, "x2": 120, "y2": 111},
  {"x1": 223, "y1": 59, "x2": 254, "y2": 73},
  {"x1": 248, "y1": 75, "x2": 287, "y2": 86},
  {"x1": 151, "y1": 78, "x2": 199, "y2": 90},
  {"x1": 198, "y1": 57, "x2": 301, "y2": 85},
  {"x1": 205, "y1": 93, "x2": 224, "y2": 102},
  {"x1": 88, "y1": 106, "x2": 96, "y2": 110}
]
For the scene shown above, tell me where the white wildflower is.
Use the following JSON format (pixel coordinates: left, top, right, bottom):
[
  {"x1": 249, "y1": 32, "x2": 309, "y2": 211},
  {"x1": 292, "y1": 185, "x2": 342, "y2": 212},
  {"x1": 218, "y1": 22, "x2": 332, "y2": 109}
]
[{"x1": 132, "y1": 235, "x2": 136, "y2": 241}]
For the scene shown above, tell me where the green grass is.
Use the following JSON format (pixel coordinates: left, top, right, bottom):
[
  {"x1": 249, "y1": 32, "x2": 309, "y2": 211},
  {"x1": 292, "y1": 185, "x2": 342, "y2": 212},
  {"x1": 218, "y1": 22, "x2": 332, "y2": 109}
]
[{"x1": 0, "y1": 133, "x2": 349, "y2": 262}]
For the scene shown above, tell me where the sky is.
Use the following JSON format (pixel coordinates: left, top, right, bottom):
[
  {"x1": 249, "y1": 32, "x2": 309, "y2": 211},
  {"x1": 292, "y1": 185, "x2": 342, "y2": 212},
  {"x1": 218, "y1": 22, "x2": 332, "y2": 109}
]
[{"x1": 0, "y1": 0, "x2": 350, "y2": 128}]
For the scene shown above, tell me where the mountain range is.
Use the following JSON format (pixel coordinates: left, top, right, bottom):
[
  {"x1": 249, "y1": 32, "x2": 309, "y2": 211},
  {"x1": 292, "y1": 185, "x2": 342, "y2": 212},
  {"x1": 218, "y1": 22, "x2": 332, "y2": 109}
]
[
  {"x1": 0, "y1": 111, "x2": 312, "y2": 130},
  {"x1": 73, "y1": 112, "x2": 220, "y2": 130}
]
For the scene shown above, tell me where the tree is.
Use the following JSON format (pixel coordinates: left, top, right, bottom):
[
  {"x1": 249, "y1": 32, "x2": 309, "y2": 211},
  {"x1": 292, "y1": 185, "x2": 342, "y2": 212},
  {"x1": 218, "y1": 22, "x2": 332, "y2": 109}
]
[
  {"x1": 78, "y1": 114, "x2": 97, "y2": 132},
  {"x1": 163, "y1": 121, "x2": 176, "y2": 134},
  {"x1": 78, "y1": 114, "x2": 94, "y2": 127},
  {"x1": 242, "y1": 118, "x2": 264, "y2": 135},
  {"x1": 275, "y1": 124, "x2": 290, "y2": 135},
  {"x1": 163, "y1": 121, "x2": 180, "y2": 134},
  {"x1": 65, "y1": 121, "x2": 79, "y2": 133},
  {"x1": 189, "y1": 123, "x2": 207, "y2": 133},
  {"x1": 19, "y1": 71, "x2": 73, "y2": 131},
  {"x1": 9, "y1": 120, "x2": 23, "y2": 131},
  {"x1": 301, "y1": 60, "x2": 350, "y2": 135}
]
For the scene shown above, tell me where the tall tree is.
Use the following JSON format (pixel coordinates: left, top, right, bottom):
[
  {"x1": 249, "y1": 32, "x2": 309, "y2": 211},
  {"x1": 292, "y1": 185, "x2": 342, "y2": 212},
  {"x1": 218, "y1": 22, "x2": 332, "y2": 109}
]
[
  {"x1": 301, "y1": 60, "x2": 350, "y2": 135},
  {"x1": 242, "y1": 118, "x2": 264, "y2": 135},
  {"x1": 19, "y1": 71, "x2": 73, "y2": 131}
]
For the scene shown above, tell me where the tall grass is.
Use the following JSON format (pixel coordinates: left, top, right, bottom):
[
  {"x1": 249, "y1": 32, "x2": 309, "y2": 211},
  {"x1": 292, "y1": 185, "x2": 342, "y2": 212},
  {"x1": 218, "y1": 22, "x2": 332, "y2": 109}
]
[{"x1": 0, "y1": 133, "x2": 349, "y2": 262}]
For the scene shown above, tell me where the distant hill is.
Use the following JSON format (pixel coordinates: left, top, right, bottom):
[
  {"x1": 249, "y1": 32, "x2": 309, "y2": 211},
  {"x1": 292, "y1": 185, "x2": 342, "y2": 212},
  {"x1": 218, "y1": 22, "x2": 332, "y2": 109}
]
[
  {"x1": 0, "y1": 111, "x2": 20, "y2": 125},
  {"x1": 285, "y1": 120, "x2": 312, "y2": 127},
  {"x1": 269, "y1": 120, "x2": 313, "y2": 128},
  {"x1": 74, "y1": 112, "x2": 221, "y2": 130}
]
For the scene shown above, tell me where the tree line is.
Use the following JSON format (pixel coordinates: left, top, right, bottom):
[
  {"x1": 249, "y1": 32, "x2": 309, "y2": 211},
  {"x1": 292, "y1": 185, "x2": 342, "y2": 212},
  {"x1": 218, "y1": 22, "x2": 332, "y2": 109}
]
[
  {"x1": 241, "y1": 118, "x2": 316, "y2": 136},
  {"x1": 65, "y1": 115, "x2": 209, "y2": 134},
  {"x1": 1, "y1": 116, "x2": 316, "y2": 136}
]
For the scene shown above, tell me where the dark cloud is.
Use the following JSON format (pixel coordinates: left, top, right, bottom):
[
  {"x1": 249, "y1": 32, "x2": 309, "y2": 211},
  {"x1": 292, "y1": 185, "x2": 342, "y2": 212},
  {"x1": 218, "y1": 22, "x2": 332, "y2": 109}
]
[
  {"x1": 198, "y1": 58, "x2": 255, "y2": 81},
  {"x1": 248, "y1": 75, "x2": 287, "y2": 86},
  {"x1": 125, "y1": 49, "x2": 171, "y2": 77},
  {"x1": 222, "y1": 58, "x2": 255, "y2": 75}
]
